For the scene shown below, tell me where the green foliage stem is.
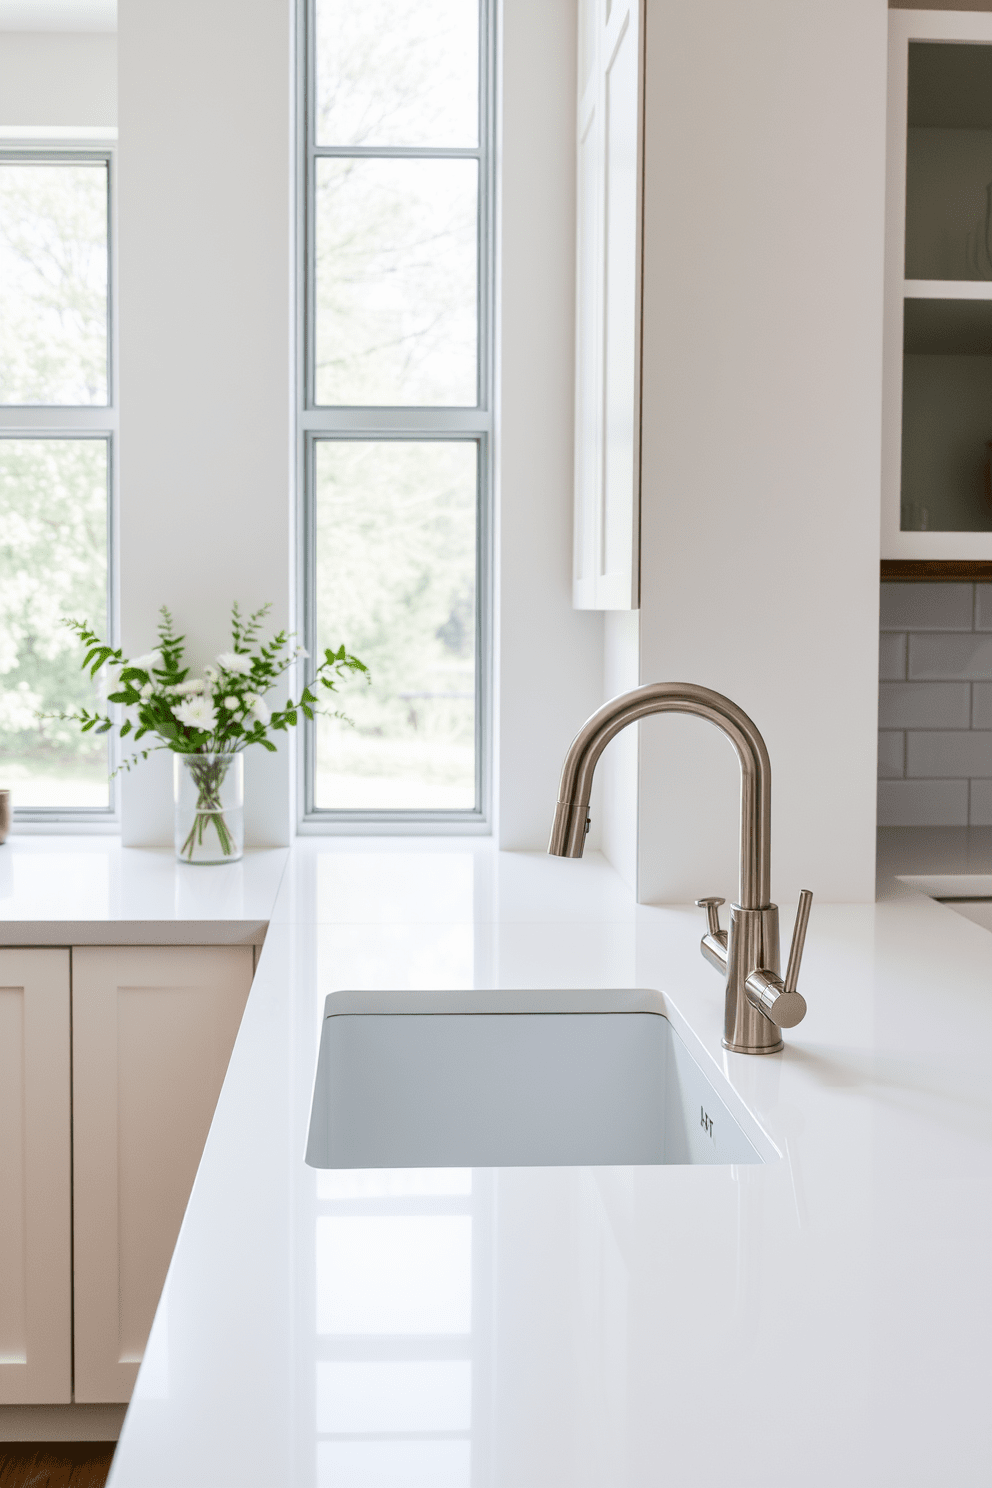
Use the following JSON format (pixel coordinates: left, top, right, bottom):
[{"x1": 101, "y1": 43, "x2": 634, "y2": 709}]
[{"x1": 46, "y1": 603, "x2": 369, "y2": 778}]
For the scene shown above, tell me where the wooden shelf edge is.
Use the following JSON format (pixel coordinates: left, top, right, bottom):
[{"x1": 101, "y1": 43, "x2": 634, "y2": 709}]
[{"x1": 881, "y1": 560, "x2": 992, "y2": 581}]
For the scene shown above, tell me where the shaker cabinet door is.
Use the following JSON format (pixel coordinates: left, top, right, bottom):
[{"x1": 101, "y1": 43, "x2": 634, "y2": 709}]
[
  {"x1": 0, "y1": 949, "x2": 71, "y2": 1405},
  {"x1": 71, "y1": 945, "x2": 253, "y2": 1402},
  {"x1": 573, "y1": 0, "x2": 644, "y2": 610}
]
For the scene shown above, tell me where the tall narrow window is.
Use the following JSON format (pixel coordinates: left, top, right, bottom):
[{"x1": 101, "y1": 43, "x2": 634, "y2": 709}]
[
  {"x1": 302, "y1": 0, "x2": 492, "y2": 826},
  {"x1": 0, "y1": 152, "x2": 115, "y2": 816}
]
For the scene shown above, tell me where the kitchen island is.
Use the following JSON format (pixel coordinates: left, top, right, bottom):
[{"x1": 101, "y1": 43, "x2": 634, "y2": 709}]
[{"x1": 3, "y1": 831, "x2": 990, "y2": 1487}]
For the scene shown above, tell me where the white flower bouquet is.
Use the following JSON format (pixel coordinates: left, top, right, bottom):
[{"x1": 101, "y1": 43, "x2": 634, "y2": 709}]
[{"x1": 52, "y1": 603, "x2": 367, "y2": 860}]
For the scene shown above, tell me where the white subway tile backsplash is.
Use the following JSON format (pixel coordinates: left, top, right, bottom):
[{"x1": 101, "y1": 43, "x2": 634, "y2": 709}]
[
  {"x1": 974, "y1": 683, "x2": 992, "y2": 730},
  {"x1": 908, "y1": 633, "x2": 992, "y2": 681},
  {"x1": 878, "y1": 682, "x2": 971, "y2": 728},
  {"x1": 906, "y1": 731, "x2": 992, "y2": 778},
  {"x1": 877, "y1": 732, "x2": 905, "y2": 779},
  {"x1": 877, "y1": 779, "x2": 968, "y2": 827},
  {"x1": 971, "y1": 780, "x2": 992, "y2": 826},
  {"x1": 977, "y1": 585, "x2": 992, "y2": 632},
  {"x1": 879, "y1": 632, "x2": 906, "y2": 681},
  {"x1": 879, "y1": 582, "x2": 974, "y2": 631},
  {"x1": 877, "y1": 583, "x2": 992, "y2": 824}
]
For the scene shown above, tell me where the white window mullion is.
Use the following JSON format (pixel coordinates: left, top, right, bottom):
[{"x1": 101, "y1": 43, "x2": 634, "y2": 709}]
[{"x1": 299, "y1": 0, "x2": 494, "y2": 832}]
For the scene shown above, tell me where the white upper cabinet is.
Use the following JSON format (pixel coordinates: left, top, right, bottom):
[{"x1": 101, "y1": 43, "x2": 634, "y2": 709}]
[
  {"x1": 574, "y1": 0, "x2": 644, "y2": 610},
  {"x1": 884, "y1": 10, "x2": 992, "y2": 559}
]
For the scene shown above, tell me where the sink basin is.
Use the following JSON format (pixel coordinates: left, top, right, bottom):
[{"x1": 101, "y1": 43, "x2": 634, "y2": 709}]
[
  {"x1": 305, "y1": 990, "x2": 770, "y2": 1169},
  {"x1": 899, "y1": 873, "x2": 992, "y2": 931}
]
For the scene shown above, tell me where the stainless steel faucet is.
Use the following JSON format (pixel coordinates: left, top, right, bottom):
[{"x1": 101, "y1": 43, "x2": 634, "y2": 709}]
[{"x1": 548, "y1": 682, "x2": 812, "y2": 1054}]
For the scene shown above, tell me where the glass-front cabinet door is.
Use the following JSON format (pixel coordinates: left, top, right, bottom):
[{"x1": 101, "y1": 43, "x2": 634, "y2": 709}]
[{"x1": 884, "y1": 11, "x2": 992, "y2": 558}]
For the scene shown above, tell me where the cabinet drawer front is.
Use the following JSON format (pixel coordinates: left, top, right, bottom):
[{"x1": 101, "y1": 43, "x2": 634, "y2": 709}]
[
  {"x1": 0, "y1": 949, "x2": 71, "y2": 1405},
  {"x1": 72, "y1": 945, "x2": 253, "y2": 1404}
]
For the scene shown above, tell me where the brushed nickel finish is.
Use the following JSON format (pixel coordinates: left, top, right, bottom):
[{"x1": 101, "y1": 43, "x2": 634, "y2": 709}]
[
  {"x1": 743, "y1": 967, "x2": 806, "y2": 1030},
  {"x1": 784, "y1": 887, "x2": 813, "y2": 994},
  {"x1": 548, "y1": 682, "x2": 812, "y2": 1055},
  {"x1": 699, "y1": 929, "x2": 729, "y2": 976},
  {"x1": 548, "y1": 683, "x2": 771, "y2": 908},
  {"x1": 696, "y1": 897, "x2": 725, "y2": 937},
  {"x1": 742, "y1": 887, "x2": 812, "y2": 1030}
]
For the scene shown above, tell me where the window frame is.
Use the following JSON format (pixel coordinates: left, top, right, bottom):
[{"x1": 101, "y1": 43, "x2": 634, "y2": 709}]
[
  {"x1": 0, "y1": 137, "x2": 119, "y2": 830},
  {"x1": 296, "y1": 0, "x2": 495, "y2": 834}
]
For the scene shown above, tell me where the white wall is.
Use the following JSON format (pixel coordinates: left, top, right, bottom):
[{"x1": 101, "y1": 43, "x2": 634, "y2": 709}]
[
  {"x1": 600, "y1": 610, "x2": 638, "y2": 890},
  {"x1": 1, "y1": 0, "x2": 603, "y2": 849},
  {"x1": 6, "y1": 1, "x2": 886, "y2": 884},
  {"x1": 116, "y1": 0, "x2": 603, "y2": 850},
  {"x1": 621, "y1": 0, "x2": 887, "y2": 906},
  {"x1": 117, "y1": 0, "x2": 293, "y2": 846},
  {"x1": 0, "y1": 31, "x2": 116, "y2": 127},
  {"x1": 496, "y1": 0, "x2": 605, "y2": 851}
]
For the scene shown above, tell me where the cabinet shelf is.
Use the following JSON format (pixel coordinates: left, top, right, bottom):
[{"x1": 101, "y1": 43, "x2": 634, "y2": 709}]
[
  {"x1": 904, "y1": 280, "x2": 992, "y2": 300},
  {"x1": 884, "y1": 12, "x2": 992, "y2": 557}
]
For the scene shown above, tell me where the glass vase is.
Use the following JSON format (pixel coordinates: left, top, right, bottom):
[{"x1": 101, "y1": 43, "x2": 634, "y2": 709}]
[{"x1": 174, "y1": 752, "x2": 244, "y2": 865}]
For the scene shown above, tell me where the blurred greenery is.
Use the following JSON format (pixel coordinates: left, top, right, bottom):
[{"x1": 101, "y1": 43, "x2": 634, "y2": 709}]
[
  {"x1": 312, "y1": 0, "x2": 482, "y2": 811},
  {"x1": 316, "y1": 0, "x2": 477, "y2": 149},
  {"x1": 0, "y1": 439, "x2": 109, "y2": 802},
  {"x1": 0, "y1": 161, "x2": 108, "y2": 406},
  {"x1": 0, "y1": 159, "x2": 110, "y2": 807},
  {"x1": 315, "y1": 156, "x2": 477, "y2": 407},
  {"x1": 0, "y1": 10, "x2": 484, "y2": 812},
  {"x1": 314, "y1": 440, "x2": 476, "y2": 810}
]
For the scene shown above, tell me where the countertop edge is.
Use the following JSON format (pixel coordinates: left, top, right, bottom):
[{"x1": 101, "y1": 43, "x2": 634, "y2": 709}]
[{"x1": 0, "y1": 919, "x2": 270, "y2": 947}]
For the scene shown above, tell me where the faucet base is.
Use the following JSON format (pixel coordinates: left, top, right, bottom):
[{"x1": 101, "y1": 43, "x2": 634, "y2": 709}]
[
  {"x1": 723, "y1": 904, "x2": 784, "y2": 1053},
  {"x1": 722, "y1": 1036, "x2": 783, "y2": 1055}
]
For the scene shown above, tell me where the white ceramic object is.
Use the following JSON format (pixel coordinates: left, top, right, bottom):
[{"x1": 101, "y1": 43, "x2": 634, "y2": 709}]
[
  {"x1": 306, "y1": 990, "x2": 766, "y2": 1169},
  {"x1": 899, "y1": 873, "x2": 992, "y2": 931}
]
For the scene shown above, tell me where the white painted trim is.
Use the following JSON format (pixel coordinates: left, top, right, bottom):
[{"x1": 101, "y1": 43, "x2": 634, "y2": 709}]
[
  {"x1": 0, "y1": 125, "x2": 117, "y2": 139},
  {"x1": 0, "y1": 142, "x2": 119, "y2": 825},
  {"x1": 297, "y1": 0, "x2": 495, "y2": 831},
  {"x1": 882, "y1": 10, "x2": 992, "y2": 559},
  {"x1": 906, "y1": 278, "x2": 992, "y2": 298}
]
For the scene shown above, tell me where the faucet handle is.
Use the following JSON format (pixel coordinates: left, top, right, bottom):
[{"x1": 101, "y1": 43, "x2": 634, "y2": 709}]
[
  {"x1": 695, "y1": 897, "x2": 725, "y2": 938},
  {"x1": 783, "y1": 889, "x2": 813, "y2": 994},
  {"x1": 744, "y1": 890, "x2": 813, "y2": 1029},
  {"x1": 695, "y1": 897, "x2": 729, "y2": 975}
]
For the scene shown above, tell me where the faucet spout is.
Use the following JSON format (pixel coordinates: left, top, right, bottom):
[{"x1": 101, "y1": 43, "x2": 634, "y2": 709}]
[
  {"x1": 548, "y1": 682, "x2": 812, "y2": 1054},
  {"x1": 548, "y1": 682, "x2": 772, "y2": 910}
]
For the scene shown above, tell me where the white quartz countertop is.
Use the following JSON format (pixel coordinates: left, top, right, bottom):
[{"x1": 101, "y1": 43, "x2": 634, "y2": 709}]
[
  {"x1": 0, "y1": 836, "x2": 288, "y2": 942},
  {"x1": 4, "y1": 830, "x2": 991, "y2": 1487}
]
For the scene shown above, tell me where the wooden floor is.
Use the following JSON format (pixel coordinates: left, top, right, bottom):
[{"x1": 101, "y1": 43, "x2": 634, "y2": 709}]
[{"x1": 0, "y1": 1444, "x2": 115, "y2": 1488}]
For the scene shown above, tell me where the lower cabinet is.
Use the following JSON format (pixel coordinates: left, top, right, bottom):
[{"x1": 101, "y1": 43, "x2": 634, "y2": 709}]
[
  {"x1": 0, "y1": 950, "x2": 72, "y2": 1404},
  {"x1": 0, "y1": 944, "x2": 253, "y2": 1407}
]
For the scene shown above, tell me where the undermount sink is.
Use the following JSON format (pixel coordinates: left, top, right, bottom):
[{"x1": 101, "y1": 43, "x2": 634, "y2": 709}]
[
  {"x1": 305, "y1": 990, "x2": 771, "y2": 1169},
  {"x1": 900, "y1": 873, "x2": 992, "y2": 932}
]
